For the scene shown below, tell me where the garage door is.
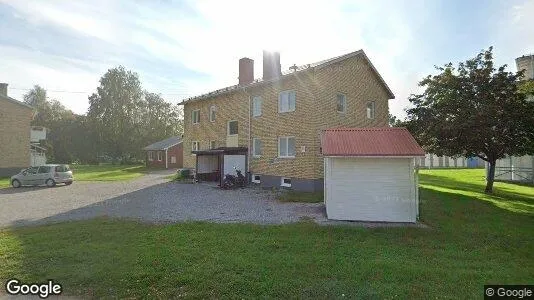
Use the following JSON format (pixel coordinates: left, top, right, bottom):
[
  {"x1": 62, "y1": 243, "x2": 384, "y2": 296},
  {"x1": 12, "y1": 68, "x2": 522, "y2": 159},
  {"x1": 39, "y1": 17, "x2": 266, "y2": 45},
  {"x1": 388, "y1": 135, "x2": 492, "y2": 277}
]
[{"x1": 325, "y1": 157, "x2": 416, "y2": 222}]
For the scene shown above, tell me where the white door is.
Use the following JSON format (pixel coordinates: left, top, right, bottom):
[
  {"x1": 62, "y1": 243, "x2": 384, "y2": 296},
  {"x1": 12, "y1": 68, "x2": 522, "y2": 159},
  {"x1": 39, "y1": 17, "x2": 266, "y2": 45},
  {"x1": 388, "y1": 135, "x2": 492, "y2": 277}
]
[
  {"x1": 223, "y1": 155, "x2": 246, "y2": 176},
  {"x1": 325, "y1": 157, "x2": 416, "y2": 222}
]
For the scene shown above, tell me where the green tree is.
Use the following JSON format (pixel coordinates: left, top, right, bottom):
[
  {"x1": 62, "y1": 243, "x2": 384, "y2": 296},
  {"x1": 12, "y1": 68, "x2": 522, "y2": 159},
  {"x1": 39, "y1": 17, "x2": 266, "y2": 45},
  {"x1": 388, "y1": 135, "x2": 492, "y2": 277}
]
[
  {"x1": 519, "y1": 79, "x2": 534, "y2": 99},
  {"x1": 23, "y1": 86, "x2": 98, "y2": 164},
  {"x1": 144, "y1": 92, "x2": 183, "y2": 144},
  {"x1": 87, "y1": 66, "x2": 144, "y2": 162},
  {"x1": 23, "y1": 85, "x2": 51, "y2": 126},
  {"x1": 405, "y1": 47, "x2": 534, "y2": 193}
]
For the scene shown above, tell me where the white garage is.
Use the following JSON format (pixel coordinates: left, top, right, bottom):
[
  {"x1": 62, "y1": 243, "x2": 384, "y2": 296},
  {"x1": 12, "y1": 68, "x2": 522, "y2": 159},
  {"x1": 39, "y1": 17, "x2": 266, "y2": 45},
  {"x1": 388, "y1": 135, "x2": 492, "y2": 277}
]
[{"x1": 322, "y1": 128, "x2": 425, "y2": 223}]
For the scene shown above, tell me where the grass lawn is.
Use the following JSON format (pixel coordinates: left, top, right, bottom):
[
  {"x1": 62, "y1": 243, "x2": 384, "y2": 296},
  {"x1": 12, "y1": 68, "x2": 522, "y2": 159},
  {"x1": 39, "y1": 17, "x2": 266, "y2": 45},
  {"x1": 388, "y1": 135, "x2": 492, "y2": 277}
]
[
  {"x1": 278, "y1": 190, "x2": 324, "y2": 203},
  {"x1": 0, "y1": 177, "x2": 9, "y2": 189},
  {"x1": 69, "y1": 164, "x2": 147, "y2": 181},
  {"x1": 1, "y1": 169, "x2": 533, "y2": 298}
]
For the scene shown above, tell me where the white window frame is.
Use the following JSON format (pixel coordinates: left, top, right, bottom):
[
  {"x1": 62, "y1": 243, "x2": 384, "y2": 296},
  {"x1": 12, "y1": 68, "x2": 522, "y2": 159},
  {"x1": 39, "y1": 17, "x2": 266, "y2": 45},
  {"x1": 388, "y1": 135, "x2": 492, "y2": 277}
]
[
  {"x1": 337, "y1": 93, "x2": 346, "y2": 113},
  {"x1": 148, "y1": 151, "x2": 154, "y2": 161},
  {"x1": 191, "y1": 109, "x2": 200, "y2": 124},
  {"x1": 210, "y1": 140, "x2": 216, "y2": 149},
  {"x1": 281, "y1": 177, "x2": 292, "y2": 187},
  {"x1": 366, "y1": 101, "x2": 376, "y2": 119},
  {"x1": 157, "y1": 151, "x2": 163, "y2": 161},
  {"x1": 252, "y1": 174, "x2": 261, "y2": 184},
  {"x1": 209, "y1": 106, "x2": 216, "y2": 122},
  {"x1": 252, "y1": 96, "x2": 262, "y2": 117},
  {"x1": 278, "y1": 136, "x2": 296, "y2": 158},
  {"x1": 191, "y1": 141, "x2": 199, "y2": 152},
  {"x1": 227, "y1": 120, "x2": 238, "y2": 136},
  {"x1": 252, "y1": 137, "x2": 262, "y2": 157},
  {"x1": 278, "y1": 90, "x2": 296, "y2": 113}
]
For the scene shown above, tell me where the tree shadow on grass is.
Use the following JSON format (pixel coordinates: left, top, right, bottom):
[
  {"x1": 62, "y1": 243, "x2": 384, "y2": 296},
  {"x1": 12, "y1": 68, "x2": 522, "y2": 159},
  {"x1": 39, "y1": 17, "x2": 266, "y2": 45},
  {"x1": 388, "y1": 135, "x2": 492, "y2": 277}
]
[{"x1": 419, "y1": 173, "x2": 534, "y2": 215}]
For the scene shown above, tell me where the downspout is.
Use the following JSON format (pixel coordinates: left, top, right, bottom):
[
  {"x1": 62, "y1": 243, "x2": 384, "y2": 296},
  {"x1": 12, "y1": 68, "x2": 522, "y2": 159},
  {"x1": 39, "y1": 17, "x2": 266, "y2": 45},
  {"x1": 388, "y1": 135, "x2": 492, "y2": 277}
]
[
  {"x1": 248, "y1": 94, "x2": 251, "y2": 174},
  {"x1": 165, "y1": 149, "x2": 168, "y2": 169},
  {"x1": 241, "y1": 86, "x2": 252, "y2": 175}
]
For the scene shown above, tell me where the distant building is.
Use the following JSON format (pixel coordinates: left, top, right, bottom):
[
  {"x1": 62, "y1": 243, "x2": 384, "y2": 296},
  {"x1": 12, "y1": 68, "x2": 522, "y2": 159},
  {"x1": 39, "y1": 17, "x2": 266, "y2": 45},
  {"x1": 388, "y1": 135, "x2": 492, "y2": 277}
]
[
  {"x1": 0, "y1": 83, "x2": 34, "y2": 176},
  {"x1": 492, "y1": 54, "x2": 534, "y2": 183},
  {"x1": 418, "y1": 154, "x2": 484, "y2": 169},
  {"x1": 143, "y1": 136, "x2": 183, "y2": 169}
]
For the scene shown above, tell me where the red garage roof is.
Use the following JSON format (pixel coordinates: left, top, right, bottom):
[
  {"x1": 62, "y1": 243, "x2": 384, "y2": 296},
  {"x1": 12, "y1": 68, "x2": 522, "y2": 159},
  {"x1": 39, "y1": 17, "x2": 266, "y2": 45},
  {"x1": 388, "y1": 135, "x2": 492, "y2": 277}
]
[{"x1": 321, "y1": 127, "x2": 425, "y2": 157}]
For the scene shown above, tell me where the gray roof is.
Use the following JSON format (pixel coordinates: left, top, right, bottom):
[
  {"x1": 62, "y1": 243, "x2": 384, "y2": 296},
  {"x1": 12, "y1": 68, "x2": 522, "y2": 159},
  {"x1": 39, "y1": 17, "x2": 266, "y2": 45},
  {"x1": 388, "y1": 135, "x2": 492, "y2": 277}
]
[
  {"x1": 0, "y1": 94, "x2": 34, "y2": 110},
  {"x1": 178, "y1": 50, "x2": 395, "y2": 105},
  {"x1": 143, "y1": 136, "x2": 182, "y2": 151}
]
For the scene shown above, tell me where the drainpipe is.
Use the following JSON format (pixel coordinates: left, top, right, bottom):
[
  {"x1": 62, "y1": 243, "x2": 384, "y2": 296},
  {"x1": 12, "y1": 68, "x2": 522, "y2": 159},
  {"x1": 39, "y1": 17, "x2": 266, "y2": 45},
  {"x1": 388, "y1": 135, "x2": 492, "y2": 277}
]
[
  {"x1": 248, "y1": 95, "x2": 251, "y2": 174},
  {"x1": 240, "y1": 87, "x2": 252, "y2": 175},
  {"x1": 165, "y1": 149, "x2": 168, "y2": 169}
]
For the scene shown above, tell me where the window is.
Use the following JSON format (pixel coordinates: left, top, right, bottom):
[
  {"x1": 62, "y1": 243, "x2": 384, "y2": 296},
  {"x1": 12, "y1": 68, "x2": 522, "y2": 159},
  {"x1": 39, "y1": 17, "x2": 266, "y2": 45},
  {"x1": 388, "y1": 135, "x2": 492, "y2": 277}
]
[
  {"x1": 228, "y1": 120, "x2": 238, "y2": 135},
  {"x1": 25, "y1": 167, "x2": 39, "y2": 174},
  {"x1": 209, "y1": 106, "x2": 216, "y2": 122},
  {"x1": 278, "y1": 90, "x2": 296, "y2": 113},
  {"x1": 252, "y1": 96, "x2": 262, "y2": 117},
  {"x1": 148, "y1": 151, "x2": 154, "y2": 161},
  {"x1": 210, "y1": 140, "x2": 216, "y2": 149},
  {"x1": 171, "y1": 156, "x2": 176, "y2": 164},
  {"x1": 337, "y1": 93, "x2": 346, "y2": 113},
  {"x1": 252, "y1": 174, "x2": 261, "y2": 184},
  {"x1": 281, "y1": 177, "x2": 292, "y2": 187},
  {"x1": 157, "y1": 151, "x2": 163, "y2": 161},
  {"x1": 55, "y1": 165, "x2": 70, "y2": 172},
  {"x1": 366, "y1": 101, "x2": 375, "y2": 119},
  {"x1": 37, "y1": 166, "x2": 51, "y2": 173},
  {"x1": 191, "y1": 109, "x2": 200, "y2": 124},
  {"x1": 278, "y1": 136, "x2": 296, "y2": 158},
  {"x1": 253, "y1": 138, "x2": 262, "y2": 157},
  {"x1": 192, "y1": 141, "x2": 199, "y2": 152}
]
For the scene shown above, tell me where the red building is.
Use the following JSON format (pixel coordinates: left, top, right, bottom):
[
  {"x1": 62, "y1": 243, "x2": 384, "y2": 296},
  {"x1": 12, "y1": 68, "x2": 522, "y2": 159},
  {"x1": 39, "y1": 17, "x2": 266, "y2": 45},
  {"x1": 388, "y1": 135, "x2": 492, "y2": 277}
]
[{"x1": 143, "y1": 136, "x2": 183, "y2": 169}]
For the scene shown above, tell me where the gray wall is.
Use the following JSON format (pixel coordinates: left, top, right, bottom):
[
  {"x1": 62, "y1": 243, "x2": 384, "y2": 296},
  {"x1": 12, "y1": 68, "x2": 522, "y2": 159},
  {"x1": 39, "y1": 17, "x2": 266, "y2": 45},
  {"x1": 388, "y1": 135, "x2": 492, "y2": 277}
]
[{"x1": 0, "y1": 167, "x2": 21, "y2": 178}]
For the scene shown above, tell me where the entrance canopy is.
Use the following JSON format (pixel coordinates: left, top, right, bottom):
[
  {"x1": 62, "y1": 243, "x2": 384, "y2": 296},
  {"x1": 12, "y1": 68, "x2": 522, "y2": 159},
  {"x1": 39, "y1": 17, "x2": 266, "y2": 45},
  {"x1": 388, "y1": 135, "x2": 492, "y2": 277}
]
[
  {"x1": 192, "y1": 147, "x2": 248, "y2": 186},
  {"x1": 192, "y1": 147, "x2": 248, "y2": 156}
]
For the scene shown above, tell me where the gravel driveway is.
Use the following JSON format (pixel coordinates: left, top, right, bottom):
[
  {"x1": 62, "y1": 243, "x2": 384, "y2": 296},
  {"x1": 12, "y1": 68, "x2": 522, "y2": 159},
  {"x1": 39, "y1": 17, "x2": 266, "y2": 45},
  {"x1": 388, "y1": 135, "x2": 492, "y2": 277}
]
[{"x1": 0, "y1": 171, "x2": 325, "y2": 228}]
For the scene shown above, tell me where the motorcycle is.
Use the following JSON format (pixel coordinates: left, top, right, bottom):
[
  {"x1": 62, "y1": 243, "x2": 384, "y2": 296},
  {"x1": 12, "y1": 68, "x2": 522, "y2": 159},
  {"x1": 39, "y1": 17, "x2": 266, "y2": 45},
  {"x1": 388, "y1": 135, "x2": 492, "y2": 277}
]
[{"x1": 221, "y1": 167, "x2": 246, "y2": 189}]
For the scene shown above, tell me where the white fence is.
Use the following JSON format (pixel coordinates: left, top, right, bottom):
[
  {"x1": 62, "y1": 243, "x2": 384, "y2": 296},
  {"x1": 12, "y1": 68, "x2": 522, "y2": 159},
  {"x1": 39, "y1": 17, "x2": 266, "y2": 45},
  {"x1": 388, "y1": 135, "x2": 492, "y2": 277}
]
[
  {"x1": 492, "y1": 155, "x2": 534, "y2": 183},
  {"x1": 418, "y1": 154, "x2": 485, "y2": 169}
]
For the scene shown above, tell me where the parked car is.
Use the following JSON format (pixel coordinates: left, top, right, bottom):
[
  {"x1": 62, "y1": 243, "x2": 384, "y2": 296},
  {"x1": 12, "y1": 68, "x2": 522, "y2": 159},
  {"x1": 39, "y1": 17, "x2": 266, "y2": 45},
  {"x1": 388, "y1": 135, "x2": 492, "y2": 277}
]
[{"x1": 11, "y1": 164, "x2": 74, "y2": 188}]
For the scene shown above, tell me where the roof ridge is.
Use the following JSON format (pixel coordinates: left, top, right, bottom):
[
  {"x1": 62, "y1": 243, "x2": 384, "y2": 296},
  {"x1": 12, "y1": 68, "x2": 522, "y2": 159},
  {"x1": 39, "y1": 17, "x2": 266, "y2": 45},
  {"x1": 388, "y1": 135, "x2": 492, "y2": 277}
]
[
  {"x1": 0, "y1": 94, "x2": 34, "y2": 110},
  {"x1": 178, "y1": 49, "x2": 392, "y2": 105}
]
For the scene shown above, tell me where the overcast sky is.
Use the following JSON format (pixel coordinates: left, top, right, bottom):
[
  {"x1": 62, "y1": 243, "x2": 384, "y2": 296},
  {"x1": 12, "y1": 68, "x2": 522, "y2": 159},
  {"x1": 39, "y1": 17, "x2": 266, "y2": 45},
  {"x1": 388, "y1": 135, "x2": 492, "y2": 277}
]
[{"x1": 0, "y1": 0, "x2": 532, "y2": 118}]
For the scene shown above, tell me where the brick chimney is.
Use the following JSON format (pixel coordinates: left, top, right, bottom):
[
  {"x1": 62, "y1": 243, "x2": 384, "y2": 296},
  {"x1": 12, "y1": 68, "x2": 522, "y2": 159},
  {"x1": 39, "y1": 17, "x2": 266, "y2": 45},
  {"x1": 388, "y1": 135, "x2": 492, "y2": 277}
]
[
  {"x1": 0, "y1": 83, "x2": 7, "y2": 97},
  {"x1": 238, "y1": 57, "x2": 254, "y2": 85},
  {"x1": 263, "y1": 50, "x2": 281, "y2": 80}
]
